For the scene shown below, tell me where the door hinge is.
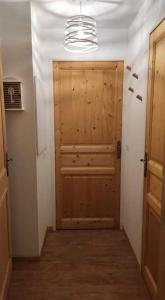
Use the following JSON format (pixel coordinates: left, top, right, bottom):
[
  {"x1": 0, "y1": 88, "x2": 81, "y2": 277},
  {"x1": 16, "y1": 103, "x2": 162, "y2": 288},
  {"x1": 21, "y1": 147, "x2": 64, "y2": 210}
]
[
  {"x1": 117, "y1": 141, "x2": 121, "y2": 159},
  {"x1": 140, "y1": 152, "x2": 148, "y2": 177}
]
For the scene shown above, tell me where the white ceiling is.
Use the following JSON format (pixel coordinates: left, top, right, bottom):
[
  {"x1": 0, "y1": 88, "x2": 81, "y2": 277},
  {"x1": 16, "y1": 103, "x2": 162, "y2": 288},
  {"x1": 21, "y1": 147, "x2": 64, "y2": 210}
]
[
  {"x1": 34, "y1": 0, "x2": 143, "y2": 28},
  {"x1": 0, "y1": 0, "x2": 143, "y2": 28}
]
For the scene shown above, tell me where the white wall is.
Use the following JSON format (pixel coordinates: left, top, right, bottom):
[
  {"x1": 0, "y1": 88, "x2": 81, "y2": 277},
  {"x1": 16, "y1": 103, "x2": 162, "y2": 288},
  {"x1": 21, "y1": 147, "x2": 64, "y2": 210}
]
[
  {"x1": 0, "y1": 2, "x2": 39, "y2": 256},
  {"x1": 31, "y1": 1, "x2": 129, "y2": 232},
  {"x1": 31, "y1": 4, "x2": 54, "y2": 251},
  {"x1": 121, "y1": 0, "x2": 165, "y2": 263},
  {"x1": 0, "y1": 1, "x2": 55, "y2": 256}
]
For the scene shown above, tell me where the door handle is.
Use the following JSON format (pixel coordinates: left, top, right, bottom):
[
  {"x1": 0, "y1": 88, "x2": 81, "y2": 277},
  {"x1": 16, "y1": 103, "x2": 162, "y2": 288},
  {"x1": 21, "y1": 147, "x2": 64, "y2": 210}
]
[{"x1": 140, "y1": 152, "x2": 148, "y2": 177}]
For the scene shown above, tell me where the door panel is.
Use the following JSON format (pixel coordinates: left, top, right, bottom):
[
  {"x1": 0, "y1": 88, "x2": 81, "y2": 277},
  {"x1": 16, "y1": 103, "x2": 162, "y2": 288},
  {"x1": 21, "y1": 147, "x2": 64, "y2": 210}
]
[
  {"x1": 54, "y1": 61, "x2": 123, "y2": 229},
  {"x1": 0, "y1": 57, "x2": 12, "y2": 300},
  {"x1": 0, "y1": 198, "x2": 10, "y2": 291},
  {"x1": 63, "y1": 175, "x2": 116, "y2": 217},
  {"x1": 142, "y1": 20, "x2": 165, "y2": 300}
]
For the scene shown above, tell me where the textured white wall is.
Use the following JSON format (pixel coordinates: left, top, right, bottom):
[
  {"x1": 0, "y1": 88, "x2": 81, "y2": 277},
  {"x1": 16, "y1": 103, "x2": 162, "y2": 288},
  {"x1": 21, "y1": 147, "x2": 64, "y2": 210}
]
[
  {"x1": 31, "y1": 4, "x2": 54, "y2": 252},
  {"x1": 0, "y1": 2, "x2": 55, "y2": 256},
  {"x1": 0, "y1": 2, "x2": 39, "y2": 257},
  {"x1": 121, "y1": 0, "x2": 165, "y2": 263},
  {"x1": 31, "y1": 1, "x2": 129, "y2": 231}
]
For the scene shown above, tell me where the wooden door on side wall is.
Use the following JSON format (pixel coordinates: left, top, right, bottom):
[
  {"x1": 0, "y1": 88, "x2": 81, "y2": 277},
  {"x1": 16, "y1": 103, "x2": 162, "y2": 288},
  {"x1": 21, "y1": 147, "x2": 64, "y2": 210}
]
[
  {"x1": 142, "y1": 19, "x2": 165, "y2": 300},
  {"x1": 158, "y1": 135, "x2": 165, "y2": 300},
  {"x1": 54, "y1": 61, "x2": 123, "y2": 229},
  {"x1": 0, "y1": 57, "x2": 12, "y2": 300}
]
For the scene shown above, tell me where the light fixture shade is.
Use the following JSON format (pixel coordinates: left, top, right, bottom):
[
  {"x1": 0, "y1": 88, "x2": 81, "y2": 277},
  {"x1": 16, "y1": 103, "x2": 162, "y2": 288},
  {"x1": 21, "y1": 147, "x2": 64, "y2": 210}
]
[{"x1": 64, "y1": 15, "x2": 98, "y2": 53}]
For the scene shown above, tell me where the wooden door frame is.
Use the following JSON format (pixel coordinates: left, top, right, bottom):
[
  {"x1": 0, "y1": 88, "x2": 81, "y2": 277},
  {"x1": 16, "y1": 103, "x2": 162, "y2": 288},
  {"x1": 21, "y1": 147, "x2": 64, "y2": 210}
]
[
  {"x1": 53, "y1": 60, "x2": 124, "y2": 229},
  {"x1": 158, "y1": 136, "x2": 165, "y2": 300},
  {"x1": 0, "y1": 54, "x2": 12, "y2": 300},
  {"x1": 157, "y1": 20, "x2": 165, "y2": 300},
  {"x1": 141, "y1": 18, "x2": 165, "y2": 299}
]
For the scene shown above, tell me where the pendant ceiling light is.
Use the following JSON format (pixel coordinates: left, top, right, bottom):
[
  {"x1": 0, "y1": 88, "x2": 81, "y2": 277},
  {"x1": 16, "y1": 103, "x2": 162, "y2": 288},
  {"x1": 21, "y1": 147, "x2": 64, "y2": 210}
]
[{"x1": 64, "y1": 1, "x2": 98, "y2": 53}]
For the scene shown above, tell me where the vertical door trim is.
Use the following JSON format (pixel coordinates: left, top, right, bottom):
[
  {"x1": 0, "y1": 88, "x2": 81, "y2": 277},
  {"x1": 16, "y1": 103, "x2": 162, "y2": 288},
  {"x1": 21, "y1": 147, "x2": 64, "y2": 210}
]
[
  {"x1": 0, "y1": 53, "x2": 12, "y2": 300},
  {"x1": 53, "y1": 62, "x2": 62, "y2": 228},
  {"x1": 158, "y1": 18, "x2": 165, "y2": 295},
  {"x1": 158, "y1": 133, "x2": 165, "y2": 300},
  {"x1": 142, "y1": 18, "x2": 165, "y2": 300}
]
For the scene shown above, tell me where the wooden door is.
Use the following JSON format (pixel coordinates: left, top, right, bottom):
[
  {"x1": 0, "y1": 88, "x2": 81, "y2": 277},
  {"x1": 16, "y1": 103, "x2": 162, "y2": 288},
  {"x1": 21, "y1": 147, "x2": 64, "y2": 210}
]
[
  {"x1": 54, "y1": 61, "x2": 123, "y2": 229},
  {"x1": 142, "y1": 19, "x2": 165, "y2": 300},
  {"x1": 158, "y1": 133, "x2": 165, "y2": 300},
  {"x1": 0, "y1": 57, "x2": 12, "y2": 299}
]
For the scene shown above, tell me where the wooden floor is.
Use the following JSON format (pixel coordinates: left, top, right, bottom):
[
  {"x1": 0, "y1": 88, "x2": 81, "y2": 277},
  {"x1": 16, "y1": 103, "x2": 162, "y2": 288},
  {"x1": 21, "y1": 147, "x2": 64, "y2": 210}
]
[{"x1": 7, "y1": 230, "x2": 151, "y2": 300}]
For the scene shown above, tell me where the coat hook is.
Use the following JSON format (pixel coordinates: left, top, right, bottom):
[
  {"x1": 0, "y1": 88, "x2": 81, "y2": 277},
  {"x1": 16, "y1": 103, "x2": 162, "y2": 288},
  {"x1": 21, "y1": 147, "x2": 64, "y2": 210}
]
[
  {"x1": 128, "y1": 87, "x2": 134, "y2": 93},
  {"x1": 132, "y1": 73, "x2": 139, "y2": 79},
  {"x1": 136, "y1": 94, "x2": 143, "y2": 101},
  {"x1": 126, "y1": 65, "x2": 132, "y2": 71}
]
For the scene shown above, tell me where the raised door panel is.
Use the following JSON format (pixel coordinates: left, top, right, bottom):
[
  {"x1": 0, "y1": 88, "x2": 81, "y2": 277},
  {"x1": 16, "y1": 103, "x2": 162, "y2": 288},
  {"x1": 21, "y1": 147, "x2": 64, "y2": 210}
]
[
  {"x1": 0, "y1": 196, "x2": 10, "y2": 294},
  {"x1": 60, "y1": 68, "x2": 116, "y2": 145}
]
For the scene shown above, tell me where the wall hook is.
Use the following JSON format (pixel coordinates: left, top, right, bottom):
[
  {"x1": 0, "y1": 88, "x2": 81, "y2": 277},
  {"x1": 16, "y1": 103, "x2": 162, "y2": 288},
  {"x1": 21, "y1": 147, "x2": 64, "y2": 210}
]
[
  {"x1": 132, "y1": 73, "x2": 139, "y2": 79},
  {"x1": 136, "y1": 94, "x2": 143, "y2": 101},
  {"x1": 128, "y1": 87, "x2": 134, "y2": 93},
  {"x1": 126, "y1": 65, "x2": 132, "y2": 71}
]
